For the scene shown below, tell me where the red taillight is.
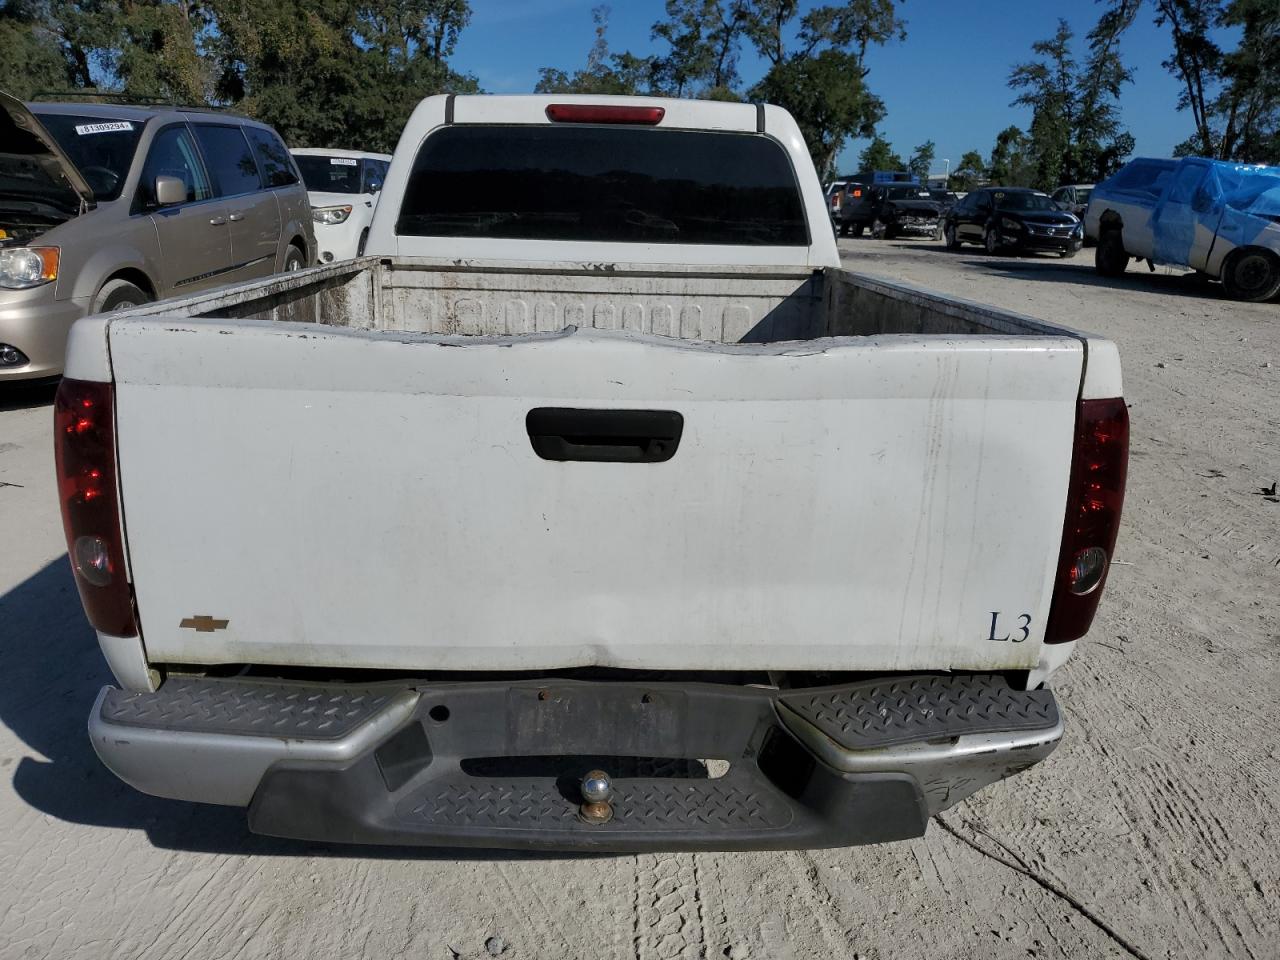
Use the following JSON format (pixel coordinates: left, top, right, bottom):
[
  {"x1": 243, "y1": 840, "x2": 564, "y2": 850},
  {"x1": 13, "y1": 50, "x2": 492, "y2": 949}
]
[
  {"x1": 852, "y1": 188, "x2": 862, "y2": 198},
  {"x1": 1045, "y1": 397, "x2": 1129, "y2": 643},
  {"x1": 54, "y1": 378, "x2": 136, "y2": 637},
  {"x1": 545, "y1": 104, "x2": 665, "y2": 125}
]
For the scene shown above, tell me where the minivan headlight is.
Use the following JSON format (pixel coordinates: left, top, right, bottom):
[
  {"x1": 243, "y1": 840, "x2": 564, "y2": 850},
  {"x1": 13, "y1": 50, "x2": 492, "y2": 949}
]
[
  {"x1": 0, "y1": 247, "x2": 59, "y2": 289},
  {"x1": 312, "y1": 205, "x2": 353, "y2": 225}
]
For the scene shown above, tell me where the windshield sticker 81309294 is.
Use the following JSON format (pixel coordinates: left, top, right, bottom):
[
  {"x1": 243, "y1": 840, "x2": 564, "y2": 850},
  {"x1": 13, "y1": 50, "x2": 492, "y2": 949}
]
[{"x1": 74, "y1": 121, "x2": 134, "y2": 135}]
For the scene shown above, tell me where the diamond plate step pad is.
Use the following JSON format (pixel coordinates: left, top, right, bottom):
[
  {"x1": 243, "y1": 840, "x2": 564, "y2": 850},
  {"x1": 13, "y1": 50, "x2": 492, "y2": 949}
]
[
  {"x1": 100, "y1": 677, "x2": 402, "y2": 740},
  {"x1": 397, "y1": 776, "x2": 793, "y2": 832},
  {"x1": 778, "y1": 674, "x2": 1058, "y2": 751}
]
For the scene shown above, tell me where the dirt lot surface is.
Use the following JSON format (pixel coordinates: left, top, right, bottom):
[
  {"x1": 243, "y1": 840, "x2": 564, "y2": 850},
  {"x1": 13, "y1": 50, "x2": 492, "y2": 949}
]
[{"x1": 1, "y1": 239, "x2": 1277, "y2": 959}]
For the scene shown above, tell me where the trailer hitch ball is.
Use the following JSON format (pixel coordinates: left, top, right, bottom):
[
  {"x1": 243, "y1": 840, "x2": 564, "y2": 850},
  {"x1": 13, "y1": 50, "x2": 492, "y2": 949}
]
[{"x1": 579, "y1": 769, "x2": 614, "y2": 825}]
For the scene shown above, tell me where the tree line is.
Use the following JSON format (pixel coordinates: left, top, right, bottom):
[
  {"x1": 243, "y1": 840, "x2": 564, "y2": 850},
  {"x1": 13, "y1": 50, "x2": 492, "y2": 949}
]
[
  {"x1": 0, "y1": 0, "x2": 1273, "y2": 185},
  {"x1": 0, "y1": 0, "x2": 478, "y2": 153},
  {"x1": 938, "y1": 0, "x2": 1277, "y2": 192}
]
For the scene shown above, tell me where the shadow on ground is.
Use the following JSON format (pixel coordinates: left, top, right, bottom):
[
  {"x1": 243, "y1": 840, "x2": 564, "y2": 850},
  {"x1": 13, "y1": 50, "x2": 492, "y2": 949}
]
[
  {"x1": 953, "y1": 255, "x2": 1231, "y2": 300},
  {"x1": 0, "y1": 558, "x2": 569, "y2": 861},
  {"x1": 0, "y1": 380, "x2": 58, "y2": 413}
]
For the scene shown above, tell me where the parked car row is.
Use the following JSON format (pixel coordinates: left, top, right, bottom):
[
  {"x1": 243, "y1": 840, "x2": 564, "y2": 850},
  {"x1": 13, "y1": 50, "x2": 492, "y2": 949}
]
[{"x1": 0, "y1": 90, "x2": 390, "y2": 382}]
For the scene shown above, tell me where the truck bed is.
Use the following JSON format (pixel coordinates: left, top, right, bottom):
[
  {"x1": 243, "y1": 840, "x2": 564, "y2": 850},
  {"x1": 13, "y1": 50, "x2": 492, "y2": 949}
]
[{"x1": 87, "y1": 258, "x2": 1114, "y2": 679}]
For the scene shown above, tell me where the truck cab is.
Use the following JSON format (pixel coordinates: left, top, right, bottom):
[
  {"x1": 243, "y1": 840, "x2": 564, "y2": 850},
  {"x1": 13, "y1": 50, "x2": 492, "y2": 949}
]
[{"x1": 1087, "y1": 156, "x2": 1280, "y2": 302}]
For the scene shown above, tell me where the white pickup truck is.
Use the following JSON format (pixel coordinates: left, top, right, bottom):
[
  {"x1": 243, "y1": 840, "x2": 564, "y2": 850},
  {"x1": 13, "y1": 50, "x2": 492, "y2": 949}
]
[{"x1": 62, "y1": 95, "x2": 1128, "y2": 851}]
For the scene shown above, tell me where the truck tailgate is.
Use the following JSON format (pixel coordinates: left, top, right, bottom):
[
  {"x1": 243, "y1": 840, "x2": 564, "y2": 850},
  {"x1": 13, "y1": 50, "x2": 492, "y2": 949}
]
[{"x1": 109, "y1": 319, "x2": 1084, "y2": 673}]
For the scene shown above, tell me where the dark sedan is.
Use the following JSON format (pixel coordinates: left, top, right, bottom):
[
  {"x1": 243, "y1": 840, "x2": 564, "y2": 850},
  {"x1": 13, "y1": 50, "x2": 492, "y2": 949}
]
[{"x1": 943, "y1": 187, "x2": 1084, "y2": 257}]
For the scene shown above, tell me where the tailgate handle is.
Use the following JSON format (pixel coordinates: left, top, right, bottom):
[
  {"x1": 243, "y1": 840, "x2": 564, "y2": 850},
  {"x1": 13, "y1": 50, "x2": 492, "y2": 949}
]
[{"x1": 526, "y1": 408, "x2": 683, "y2": 463}]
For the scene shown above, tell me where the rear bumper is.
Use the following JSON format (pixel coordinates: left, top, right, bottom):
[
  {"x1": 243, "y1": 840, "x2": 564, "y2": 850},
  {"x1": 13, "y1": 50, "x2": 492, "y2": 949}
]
[{"x1": 90, "y1": 673, "x2": 1062, "y2": 851}]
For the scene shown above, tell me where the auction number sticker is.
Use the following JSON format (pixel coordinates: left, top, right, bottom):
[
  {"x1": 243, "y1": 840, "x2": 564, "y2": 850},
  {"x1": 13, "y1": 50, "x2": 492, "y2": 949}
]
[
  {"x1": 75, "y1": 121, "x2": 134, "y2": 135},
  {"x1": 330, "y1": 158, "x2": 358, "y2": 166}
]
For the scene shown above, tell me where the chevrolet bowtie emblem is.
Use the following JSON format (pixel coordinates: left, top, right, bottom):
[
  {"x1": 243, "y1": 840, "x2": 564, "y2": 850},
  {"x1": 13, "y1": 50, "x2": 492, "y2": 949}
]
[{"x1": 180, "y1": 615, "x2": 229, "y2": 633}]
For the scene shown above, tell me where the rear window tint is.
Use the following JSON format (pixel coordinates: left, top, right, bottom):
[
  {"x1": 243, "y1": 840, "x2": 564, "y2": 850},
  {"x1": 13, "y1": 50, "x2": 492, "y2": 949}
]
[
  {"x1": 194, "y1": 124, "x2": 262, "y2": 196},
  {"x1": 246, "y1": 128, "x2": 298, "y2": 187},
  {"x1": 396, "y1": 125, "x2": 808, "y2": 246}
]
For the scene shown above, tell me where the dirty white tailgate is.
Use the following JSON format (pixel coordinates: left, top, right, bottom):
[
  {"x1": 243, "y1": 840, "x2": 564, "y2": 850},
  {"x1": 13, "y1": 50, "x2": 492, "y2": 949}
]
[{"x1": 110, "y1": 319, "x2": 1083, "y2": 673}]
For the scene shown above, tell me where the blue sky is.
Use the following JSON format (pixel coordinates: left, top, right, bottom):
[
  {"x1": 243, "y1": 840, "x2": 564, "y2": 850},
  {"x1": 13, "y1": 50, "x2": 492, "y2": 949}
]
[{"x1": 451, "y1": 0, "x2": 1236, "y2": 176}]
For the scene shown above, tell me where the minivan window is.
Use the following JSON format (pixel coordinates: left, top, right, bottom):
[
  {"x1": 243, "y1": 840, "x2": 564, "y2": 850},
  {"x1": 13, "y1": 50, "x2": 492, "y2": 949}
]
[
  {"x1": 295, "y1": 155, "x2": 362, "y2": 193},
  {"x1": 397, "y1": 125, "x2": 808, "y2": 246},
  {"x1": 34, "y1": 112, "x2": 144, "y2": 202},
  {"x1": 246, "y1": 128, "x2": 298, "y2": 187},
  {"x1": 194, "y1": 124, "x2": 262, "y2": 197},
  {"x1": 139, "y1": 125, "x2": 212, "y2": 206}
]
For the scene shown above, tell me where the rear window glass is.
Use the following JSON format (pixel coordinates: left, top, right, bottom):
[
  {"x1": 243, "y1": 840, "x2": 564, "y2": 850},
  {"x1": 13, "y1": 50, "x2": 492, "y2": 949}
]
[
  {"x1": 246, "y1": 128, "x2": 298, "y2": 187},
  {"x1": 295, "y1": 154, "x2": 363, "y2": 194},
  {"x1": 396, "y1": 125, "x2": 808, "y2": 246}
]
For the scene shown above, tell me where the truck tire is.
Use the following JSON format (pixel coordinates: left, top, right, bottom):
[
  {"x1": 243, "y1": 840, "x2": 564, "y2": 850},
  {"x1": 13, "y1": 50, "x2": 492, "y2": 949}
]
[
  {"x1": 95, "y1": 279, "x2": 151, "y2": 313},
  {"x1": 871, "y1": 219, "x2": 886, "y2": 240},
  {"x1": 851, "y1": 223, "x2": 865, "y2": 238},
  {"x1": 1095, "y1": 231, "x2": 1128, "y2": 277},
  {"x1": 1221, "y1": 249, "x2": 1280, "y2": 303}
]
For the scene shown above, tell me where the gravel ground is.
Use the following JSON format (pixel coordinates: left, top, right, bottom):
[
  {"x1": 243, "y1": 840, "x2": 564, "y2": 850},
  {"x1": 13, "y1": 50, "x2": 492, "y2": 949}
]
[{"x1": 1, "y1": 238, "x2": 1277, "y2": 959}]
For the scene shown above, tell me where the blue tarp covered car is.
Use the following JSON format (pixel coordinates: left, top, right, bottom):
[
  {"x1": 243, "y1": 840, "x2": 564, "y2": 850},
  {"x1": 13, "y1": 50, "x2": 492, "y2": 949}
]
[{"x1": 1084, "y1": 157, "x2": 1280, "y2": 302}]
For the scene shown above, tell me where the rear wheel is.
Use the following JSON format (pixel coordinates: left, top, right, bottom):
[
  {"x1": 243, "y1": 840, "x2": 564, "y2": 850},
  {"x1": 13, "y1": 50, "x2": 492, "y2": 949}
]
[
  {"x1": 838, "y1": 221, "x2": 850, "y2": 237},
  {"x1": 1095, "y1": 230, "x2": 1129, "y2": 277},
  {"x1": 1221, "y1": 249, "x2": 1280, "y2": 302},
  {"x1": 944, "y1": 223, "x2": 961, "y2": 250},
  {"x1": 851, "y1": 223, "x2": 865, "y2": 238},
  {"x1": 95, "y1": 279, "x2": 150, "y2": 313},
  {"x1": 983, "y1": 228, "x2": 999, "y2": 255},
  {"x1": 871, "y1": 219, "x2": 886, "y2": 240}
]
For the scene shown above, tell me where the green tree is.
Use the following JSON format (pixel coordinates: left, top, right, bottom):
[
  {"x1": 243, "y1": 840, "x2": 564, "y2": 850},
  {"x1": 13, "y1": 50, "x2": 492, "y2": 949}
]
[
  {"x1": 744, "y1": 1, "x2": 903, "y2": 176},
  {"x1": 907, "y1": 139, "x2": 934, "y2": 180},
  {"x1": 650, "y1": 0, "x2": 749, "y2": 98},
  {"x1": 0, "y1": 1, "x2": 72, "y2": 96},
  {"x1": 857, "y1": 134, "x2": 902, "y2": 171},
  {"x1": 949, "y1": 148, "x2": 986, "y2": 190},
  {"x1": 1097, "y1": 0, "x2": 1277, "y2": 162},
  {"x1": 1008, "y1": 17, "x2": 1134, "y2": 188},
  {"x1": 535, "y1": 5, "x2": 659, "y2": 95},
  {"x1": 987, "y1": 124, "x2": 1036, "y2": 186}
]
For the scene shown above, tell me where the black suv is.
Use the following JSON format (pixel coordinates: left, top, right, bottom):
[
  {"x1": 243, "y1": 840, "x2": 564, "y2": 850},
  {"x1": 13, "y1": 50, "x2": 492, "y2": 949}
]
[
  {"x1": 838, "y1": 183, "x2": 943, "y2": 239},
  {"x1": 943, "y1": 187, "x2": 1084, "y2": 257}
]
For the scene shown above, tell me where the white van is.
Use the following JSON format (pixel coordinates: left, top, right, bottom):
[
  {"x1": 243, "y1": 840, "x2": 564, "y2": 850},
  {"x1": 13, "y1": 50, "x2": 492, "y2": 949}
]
[{"x1": 291, "y1": 148, "x2": 391, "y2": 261}]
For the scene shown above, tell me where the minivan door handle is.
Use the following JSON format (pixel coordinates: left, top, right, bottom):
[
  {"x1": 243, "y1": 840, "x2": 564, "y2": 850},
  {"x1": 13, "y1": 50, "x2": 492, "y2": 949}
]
[
  {"x1": 208, "y1": 216, "x2": 227, "y2": 226},
  {"x1": 526, "y1": 408, "x2": 684, "y2": 463}
]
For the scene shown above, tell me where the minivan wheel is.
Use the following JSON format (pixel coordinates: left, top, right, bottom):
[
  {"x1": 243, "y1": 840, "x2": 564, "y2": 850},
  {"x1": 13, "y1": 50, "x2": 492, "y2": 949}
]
[
  {"x1": 983, "y1": 228, "x2": 1000, "y2": 255},
  {"x1": 1222, "y1": 249, "x2": 1280, "y2": 302},
  {"x1": 283, "y1": 245, "x2": 306, "y2": 272},
  {"x1": 944, "y1": 223, "x2": 961, "y2": 250},
  {"x1": 1095, "y1": 230, "x2": 1129, "y2": 277},
  {"x1": 95, "y1": 279, "x2": 151, "y2": 314}
]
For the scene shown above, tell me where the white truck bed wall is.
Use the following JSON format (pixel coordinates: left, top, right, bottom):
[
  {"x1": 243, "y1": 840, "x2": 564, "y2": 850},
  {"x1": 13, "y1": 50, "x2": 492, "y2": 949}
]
[{"x1": 115, "y1": 257, "x2": 1085, "y2": 343}]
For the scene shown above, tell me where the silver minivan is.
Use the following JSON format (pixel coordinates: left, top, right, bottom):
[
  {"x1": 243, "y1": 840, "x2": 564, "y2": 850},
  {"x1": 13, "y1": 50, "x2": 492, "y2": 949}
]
[{"x1": 1, "y1": 92, "x2": 315, "y2": 382}]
